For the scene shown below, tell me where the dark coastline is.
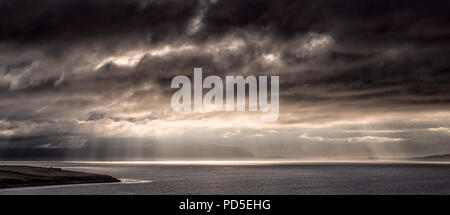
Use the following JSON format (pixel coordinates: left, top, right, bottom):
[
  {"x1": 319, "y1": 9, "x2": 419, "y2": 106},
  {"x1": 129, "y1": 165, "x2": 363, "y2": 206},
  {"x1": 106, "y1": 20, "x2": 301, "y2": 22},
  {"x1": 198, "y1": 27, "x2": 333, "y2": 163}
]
[{"x1": 0, "y1": 165, "x2": 120, "y2": 189}]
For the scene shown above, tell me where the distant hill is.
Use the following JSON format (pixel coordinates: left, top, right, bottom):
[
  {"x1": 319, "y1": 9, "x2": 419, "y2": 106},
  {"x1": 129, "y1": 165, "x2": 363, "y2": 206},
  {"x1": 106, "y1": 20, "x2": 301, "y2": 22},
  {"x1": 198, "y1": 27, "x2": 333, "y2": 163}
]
[
  {"x1": 0, "y1": 143, "x2": 254, "y2": 161},
  {"x1": 408, "y1": 154, "x2": 450, "y2": 161}
]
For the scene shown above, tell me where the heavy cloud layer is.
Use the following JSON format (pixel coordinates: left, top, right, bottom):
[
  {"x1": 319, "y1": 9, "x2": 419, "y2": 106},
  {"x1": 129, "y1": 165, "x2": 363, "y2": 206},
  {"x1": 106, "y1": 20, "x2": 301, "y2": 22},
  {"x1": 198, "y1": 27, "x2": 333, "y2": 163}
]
[{"x1": 0, "y1": 0, "x2": 449, "y2": 159}]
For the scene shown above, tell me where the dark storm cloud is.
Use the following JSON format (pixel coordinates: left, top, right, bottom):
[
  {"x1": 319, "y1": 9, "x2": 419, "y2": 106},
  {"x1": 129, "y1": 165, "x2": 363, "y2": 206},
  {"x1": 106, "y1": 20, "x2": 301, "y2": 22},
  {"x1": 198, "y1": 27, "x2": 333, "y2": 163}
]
[
  {"x1": 197, "y1": 0, "x2": 450, "y2": 108},
  {"x1": 202, "y1": 0, "x2": 450, "y2": 43},
  {"x1": 0, "y1": 0, "x2": 199, "y2": 44},
  {"x1": 0, "y1": 0, "x2": 449, "y2": 157},
  {"x1": 1, "y1": 0, "x2": 449, "y2": 97}
]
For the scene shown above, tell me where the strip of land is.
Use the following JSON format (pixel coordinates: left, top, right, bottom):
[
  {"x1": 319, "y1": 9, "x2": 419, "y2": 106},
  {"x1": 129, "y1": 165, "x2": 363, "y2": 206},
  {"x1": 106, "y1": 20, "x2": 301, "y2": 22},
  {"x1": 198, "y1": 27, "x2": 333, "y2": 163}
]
[{"x1": 0, "y1": 165, "x2": 120, "y2": 189}]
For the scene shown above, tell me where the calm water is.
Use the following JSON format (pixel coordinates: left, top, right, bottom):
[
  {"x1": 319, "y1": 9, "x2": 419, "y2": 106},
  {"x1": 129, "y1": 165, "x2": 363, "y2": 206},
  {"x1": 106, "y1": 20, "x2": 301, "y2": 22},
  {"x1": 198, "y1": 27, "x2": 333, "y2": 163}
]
[{"x1": 1, "y1": 161, "x2": 450, "y2": 195}]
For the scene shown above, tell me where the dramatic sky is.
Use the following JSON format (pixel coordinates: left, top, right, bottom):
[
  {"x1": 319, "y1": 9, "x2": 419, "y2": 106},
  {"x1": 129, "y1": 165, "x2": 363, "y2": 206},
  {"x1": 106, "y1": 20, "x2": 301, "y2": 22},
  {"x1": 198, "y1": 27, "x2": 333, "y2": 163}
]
[{"x1": 0, "y1": 0, "x2": 449, "y2": 160}]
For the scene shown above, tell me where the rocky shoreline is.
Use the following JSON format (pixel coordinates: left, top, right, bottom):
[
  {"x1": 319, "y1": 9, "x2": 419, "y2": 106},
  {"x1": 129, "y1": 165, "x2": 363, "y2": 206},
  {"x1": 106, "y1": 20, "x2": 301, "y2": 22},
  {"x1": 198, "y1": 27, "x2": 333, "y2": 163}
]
[{"x1": 0, "y1": 165, "x2": 120, "y2": 189}]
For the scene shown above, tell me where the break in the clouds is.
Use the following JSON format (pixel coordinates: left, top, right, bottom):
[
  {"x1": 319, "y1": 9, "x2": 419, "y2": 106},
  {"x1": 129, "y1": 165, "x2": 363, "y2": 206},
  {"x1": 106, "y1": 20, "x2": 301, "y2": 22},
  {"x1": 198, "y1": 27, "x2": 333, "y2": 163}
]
[{"x1": 0, "y1": 0, "x2": 449, "y2": 160}]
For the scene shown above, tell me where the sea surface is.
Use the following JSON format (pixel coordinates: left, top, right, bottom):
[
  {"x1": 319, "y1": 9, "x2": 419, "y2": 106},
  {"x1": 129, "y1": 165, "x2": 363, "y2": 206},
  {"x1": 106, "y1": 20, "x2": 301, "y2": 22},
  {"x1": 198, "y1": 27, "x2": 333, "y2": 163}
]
[{"x1": 1, "y1": 161, "x2": 450, "y2": 195}]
